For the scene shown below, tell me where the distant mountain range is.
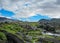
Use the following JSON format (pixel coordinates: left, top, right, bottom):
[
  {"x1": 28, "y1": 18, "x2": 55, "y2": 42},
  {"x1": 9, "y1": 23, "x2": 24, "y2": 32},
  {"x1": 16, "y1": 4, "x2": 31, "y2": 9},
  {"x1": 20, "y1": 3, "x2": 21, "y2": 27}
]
[
  {"x1": 39, "y1": 18, "x2": 60, "y2": 25},
  {"x1": 0, "y1": 17, "x2": 60, "y2": 23},
  {"x1": 0, "y1": 17, "x2": 21, "y2": 22}
]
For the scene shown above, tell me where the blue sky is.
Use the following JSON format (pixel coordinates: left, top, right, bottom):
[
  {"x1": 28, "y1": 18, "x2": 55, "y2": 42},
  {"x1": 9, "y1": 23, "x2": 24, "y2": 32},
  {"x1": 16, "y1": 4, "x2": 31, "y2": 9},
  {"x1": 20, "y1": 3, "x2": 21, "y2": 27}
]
[
  {"x1": 0, "y1": 0, "x2": 60, "y2": 22},
  {"x1": 0, "y1": 9, "x2": 14, "y2": 17},
  {"x1": 20, "y1": 14, "x2": 50, "y2": 22},
  {"x1": 0, "y1": 9, "x2": 50, "y2": 22}
]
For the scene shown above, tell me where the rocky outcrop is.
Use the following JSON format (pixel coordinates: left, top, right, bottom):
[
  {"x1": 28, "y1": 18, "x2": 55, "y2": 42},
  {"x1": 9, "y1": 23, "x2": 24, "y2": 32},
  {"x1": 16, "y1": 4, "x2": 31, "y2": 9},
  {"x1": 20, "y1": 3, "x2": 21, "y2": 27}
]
[{"x1": 0, "y1": 30, "x2": 24, "y2": 43}]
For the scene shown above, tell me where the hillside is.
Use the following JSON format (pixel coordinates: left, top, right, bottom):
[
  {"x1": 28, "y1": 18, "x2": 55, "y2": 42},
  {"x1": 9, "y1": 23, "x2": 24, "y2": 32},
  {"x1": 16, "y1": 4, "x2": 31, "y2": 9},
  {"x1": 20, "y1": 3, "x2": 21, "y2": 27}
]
[
  {"x1": 38, "y1": 18, "x2": 60, "y2": 32},
  {"x1": 0, "y1": 17, "x2": 60, "y2": 43}
]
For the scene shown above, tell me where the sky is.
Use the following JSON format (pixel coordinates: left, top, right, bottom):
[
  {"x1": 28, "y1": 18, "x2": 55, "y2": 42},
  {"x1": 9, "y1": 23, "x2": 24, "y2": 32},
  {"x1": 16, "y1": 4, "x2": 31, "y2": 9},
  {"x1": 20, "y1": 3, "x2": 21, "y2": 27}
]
[{"x1": 0, "y1": 0, "x2": 60, "y2": 22}]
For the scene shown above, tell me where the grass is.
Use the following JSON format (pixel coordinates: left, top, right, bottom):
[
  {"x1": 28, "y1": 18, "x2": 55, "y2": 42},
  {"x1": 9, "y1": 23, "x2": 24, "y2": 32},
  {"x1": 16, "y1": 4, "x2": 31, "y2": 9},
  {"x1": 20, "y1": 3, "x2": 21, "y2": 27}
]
[
  {"x1": 0, "y1": 32, "x2": 7, "y2": 40},
  {"x1": 0, "y1": 22, "x2": 60, "y2": 43}
]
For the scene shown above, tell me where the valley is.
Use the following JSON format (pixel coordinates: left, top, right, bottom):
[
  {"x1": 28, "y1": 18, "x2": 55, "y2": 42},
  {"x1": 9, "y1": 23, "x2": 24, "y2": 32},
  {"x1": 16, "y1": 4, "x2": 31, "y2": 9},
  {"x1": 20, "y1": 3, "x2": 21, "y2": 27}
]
[{"x1": 0, "y1": 17, "x2": 60, "y2": 43}]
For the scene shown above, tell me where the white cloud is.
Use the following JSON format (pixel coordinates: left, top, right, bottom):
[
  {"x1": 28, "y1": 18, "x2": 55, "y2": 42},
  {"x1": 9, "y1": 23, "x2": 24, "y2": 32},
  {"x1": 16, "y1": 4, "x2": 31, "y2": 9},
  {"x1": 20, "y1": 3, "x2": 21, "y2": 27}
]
[{"x1": 0, "y1": 0, "x2": 60, "y2": 18}]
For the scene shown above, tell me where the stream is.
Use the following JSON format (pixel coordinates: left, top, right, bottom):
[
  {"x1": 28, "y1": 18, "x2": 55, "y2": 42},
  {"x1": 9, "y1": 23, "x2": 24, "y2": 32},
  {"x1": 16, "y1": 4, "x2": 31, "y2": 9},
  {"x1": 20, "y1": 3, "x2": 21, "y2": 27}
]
[{"x1": 42, "y1": 32, "x2": 60, "y2": 36}]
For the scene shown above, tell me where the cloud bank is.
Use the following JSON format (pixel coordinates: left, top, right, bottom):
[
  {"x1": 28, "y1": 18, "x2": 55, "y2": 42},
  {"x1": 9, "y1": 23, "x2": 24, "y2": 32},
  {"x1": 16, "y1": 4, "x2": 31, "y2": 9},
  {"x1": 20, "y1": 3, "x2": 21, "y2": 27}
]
[{"x1": 0, "y1": 0, "x2": 60, "y2": 18}]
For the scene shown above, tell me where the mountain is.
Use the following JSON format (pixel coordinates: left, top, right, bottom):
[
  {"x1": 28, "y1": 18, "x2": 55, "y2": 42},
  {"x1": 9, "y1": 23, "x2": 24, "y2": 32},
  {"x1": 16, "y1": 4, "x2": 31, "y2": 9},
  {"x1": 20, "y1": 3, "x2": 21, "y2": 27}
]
[
  {"x1": 38, "y1": 18, "x2": 60, "y2": 32},
  {"x1": 39, "y1": 18, "x2": 60, "y2": 25},
  {"x1": 0, "y1": 17, "x2": 20, "y2": 22}
]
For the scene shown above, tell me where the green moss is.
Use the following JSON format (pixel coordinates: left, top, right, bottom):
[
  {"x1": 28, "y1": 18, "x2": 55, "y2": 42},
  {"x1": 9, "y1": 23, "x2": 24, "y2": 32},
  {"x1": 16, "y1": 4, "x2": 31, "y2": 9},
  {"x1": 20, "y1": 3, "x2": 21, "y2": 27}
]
[{"x1": 0, "y1": 32, "x2": 7, "y2": 40}]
